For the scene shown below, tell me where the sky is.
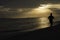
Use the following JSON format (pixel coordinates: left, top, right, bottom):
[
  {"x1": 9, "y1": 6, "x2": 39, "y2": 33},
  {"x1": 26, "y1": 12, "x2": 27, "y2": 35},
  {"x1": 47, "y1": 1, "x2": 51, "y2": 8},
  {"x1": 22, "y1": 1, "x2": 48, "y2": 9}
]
[{"x1": 0, "y1": 0, "x2": 60, "y2": 18}]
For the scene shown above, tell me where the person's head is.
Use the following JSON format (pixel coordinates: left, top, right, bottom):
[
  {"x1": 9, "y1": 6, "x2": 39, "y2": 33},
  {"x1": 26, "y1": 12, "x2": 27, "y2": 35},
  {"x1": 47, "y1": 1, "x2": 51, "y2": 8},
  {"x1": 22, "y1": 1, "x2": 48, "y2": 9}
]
[{"x1": 50, "y1": 13, "x2": 52, "y2": 16}]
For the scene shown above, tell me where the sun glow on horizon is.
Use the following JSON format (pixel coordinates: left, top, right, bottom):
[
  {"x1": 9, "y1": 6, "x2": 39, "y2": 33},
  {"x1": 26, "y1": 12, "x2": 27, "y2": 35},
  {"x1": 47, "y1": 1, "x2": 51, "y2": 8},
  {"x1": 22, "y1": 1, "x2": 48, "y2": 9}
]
[{"x1": 33, "y1": 4, "x2": 52, "y2": 14}]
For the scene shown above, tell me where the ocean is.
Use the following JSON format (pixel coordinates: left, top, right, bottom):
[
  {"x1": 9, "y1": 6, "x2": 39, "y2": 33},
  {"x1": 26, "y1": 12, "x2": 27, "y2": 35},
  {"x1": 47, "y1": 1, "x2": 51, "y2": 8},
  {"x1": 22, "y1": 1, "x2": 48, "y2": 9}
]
[{"x1": 0, "y1": 17, "x2": 52, "y2": 32}]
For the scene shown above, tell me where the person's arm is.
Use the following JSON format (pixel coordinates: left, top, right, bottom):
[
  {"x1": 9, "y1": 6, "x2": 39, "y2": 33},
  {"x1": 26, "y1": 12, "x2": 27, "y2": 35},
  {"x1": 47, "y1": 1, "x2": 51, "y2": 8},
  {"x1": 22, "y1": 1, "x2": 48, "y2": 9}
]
[{"x1": 48, "y1": 16, "x2": 50, "y2": 19}]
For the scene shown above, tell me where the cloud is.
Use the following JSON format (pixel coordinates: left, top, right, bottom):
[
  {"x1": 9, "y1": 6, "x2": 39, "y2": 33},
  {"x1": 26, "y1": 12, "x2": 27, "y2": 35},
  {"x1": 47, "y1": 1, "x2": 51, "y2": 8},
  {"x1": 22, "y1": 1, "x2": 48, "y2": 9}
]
[
  {"x1": 0, "y1": 6, "x2": 33, "y2": 18},
  {"x1": 47, "y1": 0, "x2": 60, "y2": 4},
  {"x1": 0, "y1": 6, "x2": 20, "y2": 12},
  {"x1": 0, "y1": 0, "x2": 60, "y2": 18},
  {"x1": 0, "y1": 0, "x2": 60, "y2": 8},
  {"x1": 0, "y1": 0, "x2": 41, "y2": 8},
  {"x1": 0, "y1": 8, "x2": 10, "y2": 12}
]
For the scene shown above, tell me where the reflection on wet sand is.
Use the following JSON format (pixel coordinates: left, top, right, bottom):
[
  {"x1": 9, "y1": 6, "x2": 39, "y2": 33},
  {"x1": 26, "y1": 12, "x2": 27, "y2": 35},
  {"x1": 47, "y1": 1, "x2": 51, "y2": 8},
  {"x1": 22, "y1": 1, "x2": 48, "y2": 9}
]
[
  {"x1": 21, "y1": 17, "x2": 50, "y2": 32},
  {"x1": 37, "y1": 17, "x2": 50, "y2": 29},
  {"x1": 0, "y1": 17, "x2": 50, "y2": 32}
]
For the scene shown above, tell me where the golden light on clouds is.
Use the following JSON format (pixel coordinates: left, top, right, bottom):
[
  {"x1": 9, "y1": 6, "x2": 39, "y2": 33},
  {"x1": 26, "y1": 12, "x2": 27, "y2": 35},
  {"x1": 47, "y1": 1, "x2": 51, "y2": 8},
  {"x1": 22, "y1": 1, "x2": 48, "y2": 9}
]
[
  {"x1": 27, "y1": 4, "x2": 52, "y2": 15},
  {"x1": 0, "y1": 4, "x2": 60, "y2": 18},
  {"x1": 16, "y1": 4, "x2": 52, "y2": 18},
  {"x1": 34, "y1": 4, "x2": 52, "y2": 13},
  {"x1": 18, "y1": 9, "x2": 24, "y2": 12},
  {"x1": 33, "y1": 7, "x2": 51, "y2": 14}
]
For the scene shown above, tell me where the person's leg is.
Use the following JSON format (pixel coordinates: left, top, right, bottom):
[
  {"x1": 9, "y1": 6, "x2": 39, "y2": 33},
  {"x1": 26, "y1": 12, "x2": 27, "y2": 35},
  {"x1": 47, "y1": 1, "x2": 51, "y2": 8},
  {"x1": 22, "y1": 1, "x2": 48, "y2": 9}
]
[
  {"x1": 50, "y1": 21, "x2": 53, "y2": 26},
  {"x1": 49, "y1": 20, "x2": 52, "y2": 27}
]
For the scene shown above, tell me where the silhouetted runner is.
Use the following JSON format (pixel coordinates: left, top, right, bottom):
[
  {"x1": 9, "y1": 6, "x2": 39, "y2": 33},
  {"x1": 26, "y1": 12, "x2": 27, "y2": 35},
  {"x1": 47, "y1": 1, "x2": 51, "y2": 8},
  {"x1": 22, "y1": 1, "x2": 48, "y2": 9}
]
[{"x1": 48, "y1": 13, "x2": 54, "y2": 26}]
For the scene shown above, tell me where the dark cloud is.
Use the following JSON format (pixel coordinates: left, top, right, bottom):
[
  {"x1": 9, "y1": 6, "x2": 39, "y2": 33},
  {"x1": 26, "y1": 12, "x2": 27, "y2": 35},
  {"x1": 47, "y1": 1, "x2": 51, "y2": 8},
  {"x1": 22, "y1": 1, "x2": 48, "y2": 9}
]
[
  {"x1": 0, "y1": 0, "x2": 59, "y2": 8},
  {"x1": 47, "y1": 0, "x2": 60, "y2": 4},
  {"x1": 0, "y1": 0, "x2": 41, "y2": 8}
]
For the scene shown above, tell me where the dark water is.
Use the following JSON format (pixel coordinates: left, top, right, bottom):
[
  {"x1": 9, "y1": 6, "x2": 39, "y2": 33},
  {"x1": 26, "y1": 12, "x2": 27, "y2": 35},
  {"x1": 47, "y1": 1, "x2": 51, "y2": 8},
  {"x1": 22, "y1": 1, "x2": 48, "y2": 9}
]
[{"x1": 0, "y1": 17, "x2": 55, "y2": 32}]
